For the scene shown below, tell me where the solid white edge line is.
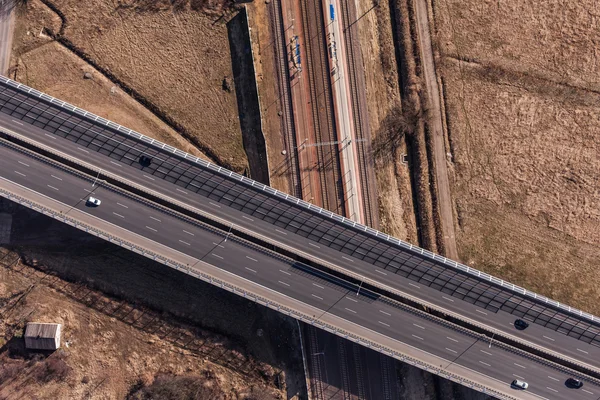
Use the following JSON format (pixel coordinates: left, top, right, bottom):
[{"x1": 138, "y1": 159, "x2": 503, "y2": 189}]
[
  {"x1": 8, "y1": 126, "x2": 593, "y2": 372},
  {"x1": 0, "y1": 177, "x2": 553, "y2": 399}
]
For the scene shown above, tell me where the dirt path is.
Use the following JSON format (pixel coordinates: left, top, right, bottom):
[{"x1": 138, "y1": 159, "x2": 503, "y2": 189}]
[
  {"x1": 413, "y1": 0, "x2": 458, "y2": 259},
  {"x1": 0, "y1": 2, "x2": 15, "y2": 75}
]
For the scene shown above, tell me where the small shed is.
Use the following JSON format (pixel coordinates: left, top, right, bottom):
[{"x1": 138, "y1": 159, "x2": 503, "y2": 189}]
[{"x1": 24, "y1": 322, "x2": 62, "y2": 351}]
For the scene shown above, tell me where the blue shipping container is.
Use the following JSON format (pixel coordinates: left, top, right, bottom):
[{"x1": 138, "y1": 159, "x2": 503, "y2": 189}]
[{"x1": 330, "y1": 4, "x2": 335, "y2": 21}]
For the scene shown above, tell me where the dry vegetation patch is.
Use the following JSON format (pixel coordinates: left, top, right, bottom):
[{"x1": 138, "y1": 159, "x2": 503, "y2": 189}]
[
  {"x1": 11, "y1": 0, "x2": 245, "y2": 171},
  {"x1": 0, "y1": 246, "x2": 287, "y2": 399},
  {"x1": 54, "y1": 0, "x2": 246, "y2": 171},
  {"x1": 432, "y1": 0, "x2": 600, "y2": 312},
  {"x1": 355, "y1": 0, "x2": 418, "y2": 242}
]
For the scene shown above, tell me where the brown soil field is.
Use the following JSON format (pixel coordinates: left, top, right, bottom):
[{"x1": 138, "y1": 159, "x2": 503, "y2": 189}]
[
  {"x1": 431, "y1": 0, "x2": 600, "y2": 313},
  {"x1": 13, "y1": 0, "x2": 247, "y2": 172},
  {"x1": 0, "y1": 249, "x2": 283, "y2": 399},
  {"x1": 0, "y1": 200, "x2": 307, "y2": 399}
]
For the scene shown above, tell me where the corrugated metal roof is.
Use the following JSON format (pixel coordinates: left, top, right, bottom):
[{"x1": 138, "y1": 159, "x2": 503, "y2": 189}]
[
  {"x1": 24, "y1": 323, "x2": 61, "y2": 350},
  {"x1": 25, "y1": 322, "x2": 60, "y2": 339}
]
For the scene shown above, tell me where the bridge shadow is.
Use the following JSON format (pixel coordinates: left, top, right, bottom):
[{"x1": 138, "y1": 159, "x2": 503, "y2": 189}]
[{"x1": 0, "y1": 201, "x2": 303, "y2": 388}]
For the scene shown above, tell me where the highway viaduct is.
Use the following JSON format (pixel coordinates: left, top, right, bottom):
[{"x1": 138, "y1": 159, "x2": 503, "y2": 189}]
[{"x1": 0, "y1": 76, "x2": 599, "y2": 399}]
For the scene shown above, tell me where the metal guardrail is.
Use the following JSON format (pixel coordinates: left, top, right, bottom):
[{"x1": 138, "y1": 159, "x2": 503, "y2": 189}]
[
  {"x1": 3, "y1": 136, "x2": 600, "y2": 397},
  {"x1": 1, "y1": 74, "x2": 596, "y2": 327},
  {"x1": 4, "y1": 123, "x2": 600, "y2": 378},
  {"x1": 0, "y1": 184, "x2": 518, "y2": 400}
]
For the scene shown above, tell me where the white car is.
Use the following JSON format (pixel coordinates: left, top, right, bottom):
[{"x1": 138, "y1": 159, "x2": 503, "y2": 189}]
[
  {"x1": 87, "y1": 196, "x2": 101, "y2": 206},
  {"x1": 511, "y1": 379, "x2": 529, "y2": 390}
]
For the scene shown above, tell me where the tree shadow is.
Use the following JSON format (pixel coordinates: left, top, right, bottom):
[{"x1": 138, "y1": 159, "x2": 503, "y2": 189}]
[{"x1": 371, "y1": 105, "x2": 418, "y2": 164}]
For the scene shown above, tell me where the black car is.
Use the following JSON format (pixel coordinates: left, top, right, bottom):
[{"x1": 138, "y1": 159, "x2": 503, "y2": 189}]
[
  {"x1": 514, "y1": 319, "x2": 529, "y2": 330},
  {"x1": 566, "y1": 378, "x2": 583, "y2": 389},
  {"x1": 139, "y1": 155, "x2": 152, "y2": 167}
]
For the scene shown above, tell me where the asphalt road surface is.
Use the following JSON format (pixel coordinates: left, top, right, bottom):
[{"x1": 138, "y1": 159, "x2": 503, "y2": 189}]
[
  {"x1": 1, "y1": 142, "x2": 599, "y2": 400},
  {"x1": 1, "y1": 111, "x2": 599, "y2": 374}
]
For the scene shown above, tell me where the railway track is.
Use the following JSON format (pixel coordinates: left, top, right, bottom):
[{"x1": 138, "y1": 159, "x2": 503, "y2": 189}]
[
  {"x1": 300, "y1": 0, "x2": 346, "y2": 215},
  {"x1": 338, "y1": 340, "x2": 353, "y2": 400},
  {"x1": 380, "y1": 354, "x2": 394, "y2": 400},
  {"x1": 308, "y1": 327, "x2": 326, "y2": 399},
  {"x1": 353, "y1": 344, "x2": 366, "y2": 399},
  {"x1": 338, "y1": 0, "x2": 379, "y2": 228},
  {"x1": 268, "y1": 0, "x2": 303, "y2": 199}
]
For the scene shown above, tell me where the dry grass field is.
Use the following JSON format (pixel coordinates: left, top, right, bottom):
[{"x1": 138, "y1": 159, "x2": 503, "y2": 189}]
[
  {"x1": 432, "y1": 0, "x2": 600, "y2": 312},
  {"x1": 0, "y1": 199, "x2": 305, "y2": 399},
  {"x1": 12, "y1": 0, "x2": 247, "y2": 172},
  {"x1": 355, "y1": 0, "x2": 419, "y2": 242},
  {"x1": 0, "y1": 249, "x2": 283, "y2": 399},
  {"x1": 10, "y1": 0, "x2": 208, "y2": 159}
]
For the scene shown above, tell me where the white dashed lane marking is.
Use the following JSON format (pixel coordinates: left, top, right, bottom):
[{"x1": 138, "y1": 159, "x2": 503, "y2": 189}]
[
  {"x1": 278, "y1": 281, "x2": 290, "y2": 287},
  {"x1": 176, "y1": 188, "x2": 188, "y2": 194},
  {"x1": 375, "y1": 269, "x2": 388, "y2": 276},
  {"x1": 209, "y1": 202, "x2": 221, "y2": 208},
  {"x1": 47, "y1": 185, "x2": 59, "y2": 191},
  {"x1": 143, "y1": 174, "x2": 155, "y2": 181},
  {"x1": 179, "y1": 240, "x2": 190, "y2": 246},
  {"x1": 445, "y1": 348, "x2": 457, "y2": 354},
  {"x1": 149, "y1": 216, "x2": 161, "y2": 222},
  {"x1": 479, "y1": 361, "x2": 491, "y2": 367},
  {"x1": 14, "y1": 171, "x2": 26, "y2": 177},
  {"x1": 446, "y1": 337, "x2": 459, "y2": 343},
  {"x1": 379, "y1": 321, "x2": 390, "y2": 327},
  {"x1": 117, "y1": 203, "x2": 128, "y2": 208},
  {"x1": 246, "y1": 256, "x2": 258, "y2": 262},
  {"x1": 212, "y1": 253, "x2": 224, "y2": 259},
  {"x1": 146, "y1": 226, "x2": 157, "y2": 232},
  {"x1": 309, "y1": 242, "x2": 320, "y2": 249},
  {"x1": 342, "y1": 256, "x2": 354, "y2": 262},
  {"x1": 379, "y1": 310, "x2": 391, "y2": 316},
  {"x1": 183, "y1": 230, "x2": 194, "y2": 236},
  {"x1": 345, "y1": 308, "x2": 357, "y2": 314},
  {"x1": 312, "y1": 294, "x2": 323, "y2": 300},
  {"x1": 412, "y1": 335, "x2": 423, "y2": 340},
  {"x1": 312, "y1": 283, "x2": 324, "y2": 289},
  {"x1": 279, "y1": 270, "x2": 291, "y2": 275},
  {"x1": 514, "y1": 363, "x2": 526, "y2": 369},
  {"x1": 409, "y1": 283, "x2": 420, "y2": 289},
  {"x1": 112, "y1": 212, "x2": 125, "y2": 218},
  {"x1": 245, "y1": 267, "x2": 257, "y2": 273},
  {"x1": 18, "y1": 161, "x2": 29, "y2": 167}
]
